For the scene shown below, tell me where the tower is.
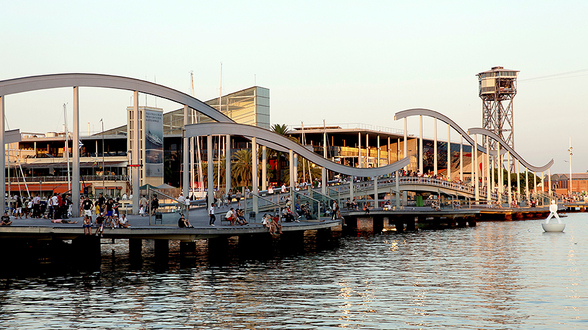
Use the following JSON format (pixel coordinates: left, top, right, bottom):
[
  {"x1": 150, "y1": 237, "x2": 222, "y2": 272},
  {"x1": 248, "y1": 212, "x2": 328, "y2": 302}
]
[{"x1": 477, "y1": 66, "x2": 519, "y2": 149}]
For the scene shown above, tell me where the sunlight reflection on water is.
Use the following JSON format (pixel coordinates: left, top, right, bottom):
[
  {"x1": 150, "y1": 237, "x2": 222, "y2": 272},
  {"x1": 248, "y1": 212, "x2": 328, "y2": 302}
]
[{"x1": 1, "y1": 214, "x2": 588, "y2": 329}]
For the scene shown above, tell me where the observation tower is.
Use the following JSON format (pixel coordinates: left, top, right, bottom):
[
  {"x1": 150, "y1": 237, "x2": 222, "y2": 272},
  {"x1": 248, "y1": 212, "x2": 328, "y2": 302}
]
[{"x1": 476, "y1": 66, "x2": 519, "y2": 150}]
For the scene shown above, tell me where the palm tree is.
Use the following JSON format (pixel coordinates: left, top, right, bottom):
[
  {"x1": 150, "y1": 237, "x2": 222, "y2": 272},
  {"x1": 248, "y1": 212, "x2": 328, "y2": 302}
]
[{"x1": 270, "y1": 124, "x2": 298, "y2": 185}]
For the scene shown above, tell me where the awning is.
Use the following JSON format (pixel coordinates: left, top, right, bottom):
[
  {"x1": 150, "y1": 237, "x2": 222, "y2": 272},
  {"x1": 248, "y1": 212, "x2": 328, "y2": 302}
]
[{"x1": 6, "y1": 183, "x2": 91, "y2": 194}]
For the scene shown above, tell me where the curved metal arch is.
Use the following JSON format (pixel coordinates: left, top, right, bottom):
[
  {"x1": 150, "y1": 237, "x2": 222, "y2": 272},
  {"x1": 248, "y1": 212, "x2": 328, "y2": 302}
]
[
  {"x1": 0, "y1": 73, "x2": 232, "y2": 123},
  {"x1": 394, "y1": 108, "x2": 487, "y2": 153},
  {"x1": 468, "y1": 127, "x2": 553, "y2": 172},
  {"x1": 186, "y1": 122, "x2": 410, "y2": 177}
]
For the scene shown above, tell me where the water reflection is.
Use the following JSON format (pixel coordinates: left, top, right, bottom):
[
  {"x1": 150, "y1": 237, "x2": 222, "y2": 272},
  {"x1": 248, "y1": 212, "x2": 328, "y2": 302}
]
[{"x1": 1, "y1": 215, "x2": 588, "y2": 328}]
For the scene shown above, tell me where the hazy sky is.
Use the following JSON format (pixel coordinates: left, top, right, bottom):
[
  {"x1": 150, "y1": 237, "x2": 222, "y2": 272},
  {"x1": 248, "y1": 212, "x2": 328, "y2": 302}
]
[{"x1": 1, "y1": 1, "x2": 587, "y2": 173}]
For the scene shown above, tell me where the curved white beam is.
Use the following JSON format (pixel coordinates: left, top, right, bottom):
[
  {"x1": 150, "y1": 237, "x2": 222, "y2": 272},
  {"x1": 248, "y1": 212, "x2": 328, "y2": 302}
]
[
  {"x1": 468, "y1": 127, "x2": 553, "y2": 172},
  {"x1": 186, "y1": 122, "x2": 410, "y2": 177},
  {"x1": 0, "y1": 73, "x2": 232, "y2": 123},
  {"x1": 395, "y1": 108, "x2": 487, "y2": 153}
]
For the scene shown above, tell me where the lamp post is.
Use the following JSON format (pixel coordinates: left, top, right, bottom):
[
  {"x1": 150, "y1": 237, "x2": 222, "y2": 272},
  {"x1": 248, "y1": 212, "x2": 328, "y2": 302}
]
[{"x1": 568, "y1": 137, "x2": 573, "y2": 197}]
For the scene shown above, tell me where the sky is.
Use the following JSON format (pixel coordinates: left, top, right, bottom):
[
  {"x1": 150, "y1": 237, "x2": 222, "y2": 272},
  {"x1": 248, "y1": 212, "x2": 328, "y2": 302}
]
[{"x1": 1, "y1": 0, "x2": 587, "y2": 173}]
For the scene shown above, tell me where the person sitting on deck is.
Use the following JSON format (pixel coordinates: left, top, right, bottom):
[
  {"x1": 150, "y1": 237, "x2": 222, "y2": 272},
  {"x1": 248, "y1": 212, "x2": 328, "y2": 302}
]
[
  {"x1": 271, "y1": 214, "x2": 283, "y2": 235},
  {"x1": 226, "y1": 208, "x2": 236, "y2": 225},
  {"x1": 51, "y1": 219, "x2": 79, "y2": 224},
  {"x1": 83, "y1": 215, "x2": 92, "y2": 235},
  {"x1": 118, "y1": 214, "x2": 131, "y2": 228},
  {"x1": 178, "y1": 214, "x2": 193, "y2": 228},
  {"x1": 235, "y1": 209, "x2": 248, "y2": 225},
  {"x1": 262, "y1": 214, "x2": 271, "y2": 229},
  {"x1": 1, "y1": 212, "x2": 12, "y2": 226},
  {"x1": 282, "y1": 207, "x2": 295, "y2": 222},
  {"x1": 363, "y1": 203, "x2": 370, "y2": 214}
]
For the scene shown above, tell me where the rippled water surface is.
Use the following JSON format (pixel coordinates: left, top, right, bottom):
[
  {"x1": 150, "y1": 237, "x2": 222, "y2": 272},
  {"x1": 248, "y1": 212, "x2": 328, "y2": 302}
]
[{"x1": 2, "y1": 214, "x2": 588, "y2": 329}]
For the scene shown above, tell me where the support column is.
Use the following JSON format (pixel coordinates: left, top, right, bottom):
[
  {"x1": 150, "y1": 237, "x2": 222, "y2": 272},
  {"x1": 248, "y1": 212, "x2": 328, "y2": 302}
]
[
  {"x1": 358, "y1": 132, "x2": 361, "y2": 168},
  {"x1": 507, "y1": 152, "x2": 512, "y2": 205},
  {"x1": 403, "y1": 118, "x2": 408, "y2": 171},
  {"x1": 289, "y1": 149, "x2": 294, "y2": 192},
  {"x1": 0, "y1": 96, "x2": 5, "y2": 214},
  {"x1": 322, "y1": 130, "x2": 327, "y2": 194},
  {"x1": 533, "y1": 172, "x2": 537, "y2": 195},
  {"x1": 434, "y1": 118, "x2": 437, "y2": 175},
  {"x1": 225, "y1": 134, "x2": 231, "y2": 194},
  {"x1": 497, "y1": 142, "x2": 502, "y2": 204},
  {"x1": 474, "y1": 134, "x2": 479, "y2": 202},
  {"x1": 132, "y1": 91, "x2": 140, "y2": 215},
  {"x1": 419, "y1": 115, "x2": 423, "y2": 174},
  {"x1": 207, "y1": 135, "x2": 214, "y2": 210},
  {"x1": 447, "y1": 124, "x2": 451, "y2": 180},
  {"x1": 459, "y1": 135, "x2": 463, "y2": 182},
  {"x1": 374, "y1": 175, "x2": 378, "y2": 209},
  {"x1": 387, "y1": 137, "x2": 391, "y2": 165},
  {"x1": 350, "y1": 176, "x2": 354, "y2": 201},
  {"x1": 182, "y1": 105, "x2": 189, "y2": 199},
  {"x1": 262, "y1": 146, "x2": 267, "y2": 191},
  {"x1": 395, "y1": 170, "x2": 400, "y2": 208},
  {"x1": 516, "y1": 159, "x2": 521, "y2": 202},
  {"x1": 548, "y1": 169, "x2": 552, "y2": 197},
  {"x1": 293, "y1": 154, "x2": 298, "y2": 189},
  {"x1": 377, "y1": 135, "x2": 380, "y2": 168},
  {"x1": 486, "y1": 139, "x2": 491, "y2": 202},
  {"x1": 72, "y1": 87, "x2": 80, "y2": 217},
  {"x1": 525, "y1": 169, "x2": 530, "y2": 204},
  {"x1": 252, "y1": 137, "x2": 258, "y2": 216}
]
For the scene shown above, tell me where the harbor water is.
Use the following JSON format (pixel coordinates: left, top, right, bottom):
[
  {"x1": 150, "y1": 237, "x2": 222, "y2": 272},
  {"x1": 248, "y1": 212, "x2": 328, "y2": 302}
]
[{"x1": 1, "y1": 213, "x2": 588, "y2": 329}]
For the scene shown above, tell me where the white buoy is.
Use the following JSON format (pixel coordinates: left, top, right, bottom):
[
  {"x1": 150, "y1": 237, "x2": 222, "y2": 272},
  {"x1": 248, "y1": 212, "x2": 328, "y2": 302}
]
[{"x1": 542, "y1": 200, "x2": 565, "y2": 232}]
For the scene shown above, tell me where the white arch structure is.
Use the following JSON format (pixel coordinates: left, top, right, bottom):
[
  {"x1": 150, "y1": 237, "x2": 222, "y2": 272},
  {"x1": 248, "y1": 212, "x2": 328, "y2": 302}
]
[
  {"x1": 394, "y1": 108, "x2": 554, "y2": 203},
  {"x1": 0, "y1": 73, "x2": 411, "y2": 216}
]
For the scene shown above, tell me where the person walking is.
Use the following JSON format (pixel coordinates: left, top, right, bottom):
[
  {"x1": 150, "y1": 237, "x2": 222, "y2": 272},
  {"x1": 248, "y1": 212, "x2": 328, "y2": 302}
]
[{"x1": 209, "y1": 202, "x2": 216, "y2": 226}]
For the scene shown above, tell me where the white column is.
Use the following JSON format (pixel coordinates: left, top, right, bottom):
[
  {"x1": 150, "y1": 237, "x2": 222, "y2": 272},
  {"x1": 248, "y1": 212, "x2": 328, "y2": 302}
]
[
  {"x1": 132, "y1": 91, "x2": 140, "y2": 215},
  {"x1": 289, "y1": 150, "x2": 294, "y2": 191},
  {"x1": 262, "y1": 146, "x2": 267, "y2": 191},
  {"x1": 507, "y1": 152, "x2": 512, "y2": 205},
  {"x1": 377, "y1": 135, "x2": 380, "y2": 168},
  {"x1": 374, "y1": 175, "x2": 378, "y2": 209},
  {"x1": 387, "y1": 137, "x2": 391, "y2": 165},
  {"x1": 403, "y1": 118, "x2": 408, "y2": 171},
  {"x1": 182, "y1": 105, "x2": 189, "y2": 198},
  {"x1": 252, "y1": 137, "x2": 258, "y2": 215},
  {"x1": 350, "y1": 176, "x2": 354, "y2": 200},
  {"x1": 548, "y1": 169, "x2": 552, "y2": 197},
  {"x1": 474, "y1": 134, "x2": 479, "y2": 202},
  {"x1": 459, "y1": 135, "x2": 463, "y2": 182},
  {"x1": 322, "y1": 130, "x2": 327, "y2": 194},
  {"x1": 0, "y1": 96, "x2": 5, "y2": 213},
  {"x1": 497, "y1": 143, "x2": 502, "y2": 205},
  {"x1": 516, "y1": 159, "x2": 521, "y2": 201},
  {"x1": 447, "y1": 124, "x2": 451, "y2": 180},
  {"x1": 225, "y1": 134, "x2": 231, "y2": 195},
  {"x1": 486, "y1": 139, "x2": 491, "y2": 202},
  {"x1": 358, "y1": 132, "x2": 361, "y2": 168},
  {"x1": 419, "y1": 115, "x2": 423, "y2": 174},
  {"x1": 395, "y1": 170, "x2": 400, "y2": 208},
  {"x1": 294, "y1": 154, "x2": 298, "y2": 189},
  {"x1": 434, "y1": 118, "x2": 437, "y2": 175},
  {"x1": 525, "y1": 169, "x2": 529, "y2": 204},
  {"x1": 207, "y1": 135, "x2": 214, "y2": 210},
  {"x1": 72, "y1": 87, "x2": 80, "y2": 217},
  {"x1": 534, "y1": 172, "x2": 537, "y2": 195}
]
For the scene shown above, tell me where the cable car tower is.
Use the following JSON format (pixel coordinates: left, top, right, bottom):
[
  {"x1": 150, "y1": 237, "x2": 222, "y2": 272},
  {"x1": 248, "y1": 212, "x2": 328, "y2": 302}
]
[{"x1": 477, "y1": 67, "x2": 519, "y2": 152}]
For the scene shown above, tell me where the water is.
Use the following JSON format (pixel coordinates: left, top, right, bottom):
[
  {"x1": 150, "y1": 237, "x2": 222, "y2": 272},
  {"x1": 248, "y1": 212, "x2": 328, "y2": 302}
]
[{"x1": 1, "y1": 213, "x2": 588, "y2": 329}]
